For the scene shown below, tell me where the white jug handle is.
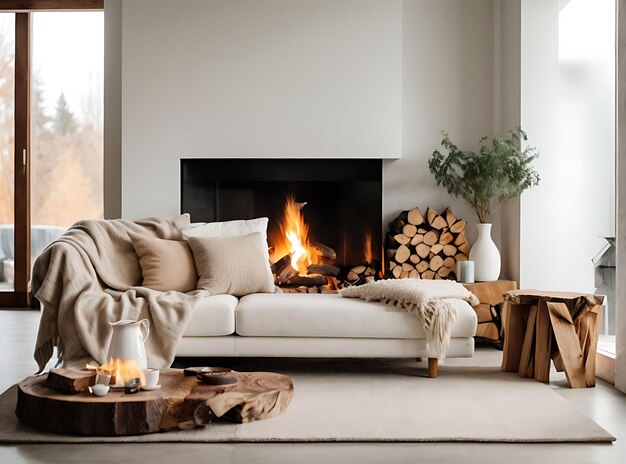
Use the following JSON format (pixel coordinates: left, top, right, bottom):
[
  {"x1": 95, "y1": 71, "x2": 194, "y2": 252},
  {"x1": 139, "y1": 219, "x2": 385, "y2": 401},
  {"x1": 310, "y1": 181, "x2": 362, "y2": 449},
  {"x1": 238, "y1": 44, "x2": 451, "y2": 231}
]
[{"x1": 139, "y1": 319, "x2": 150, "y2": 342}]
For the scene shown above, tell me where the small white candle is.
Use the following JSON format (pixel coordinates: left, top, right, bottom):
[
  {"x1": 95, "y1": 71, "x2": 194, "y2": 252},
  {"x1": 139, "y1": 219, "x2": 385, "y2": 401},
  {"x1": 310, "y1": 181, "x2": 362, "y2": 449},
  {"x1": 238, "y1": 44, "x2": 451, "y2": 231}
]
[{"x1": 457, "y1": 261, "x2": 475, "y2": 284}]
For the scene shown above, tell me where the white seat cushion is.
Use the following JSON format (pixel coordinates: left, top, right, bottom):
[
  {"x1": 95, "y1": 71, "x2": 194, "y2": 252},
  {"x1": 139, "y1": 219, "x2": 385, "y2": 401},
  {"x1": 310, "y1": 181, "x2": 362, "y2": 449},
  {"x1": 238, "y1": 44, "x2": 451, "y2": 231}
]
[
  {"x1": 235, "y1": 293, "x2": 477, "y2": 339},
  {"x1": 183, "y1": 295, "x2": 238, "y2": 336}
]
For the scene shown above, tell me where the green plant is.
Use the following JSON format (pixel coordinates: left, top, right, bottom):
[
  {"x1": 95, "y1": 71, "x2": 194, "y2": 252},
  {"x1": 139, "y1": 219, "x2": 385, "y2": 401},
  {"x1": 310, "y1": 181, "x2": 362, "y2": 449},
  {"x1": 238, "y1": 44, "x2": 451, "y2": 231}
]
[{"x1": 428, "y1": 127, "x2": 540, "y2": 223}]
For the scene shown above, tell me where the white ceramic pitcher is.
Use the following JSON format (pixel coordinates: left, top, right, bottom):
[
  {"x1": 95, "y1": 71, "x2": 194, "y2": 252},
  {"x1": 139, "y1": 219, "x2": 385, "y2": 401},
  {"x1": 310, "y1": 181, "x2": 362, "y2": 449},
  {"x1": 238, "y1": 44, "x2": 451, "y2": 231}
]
[{"x1": 106, "y1": 319, "x2": 150, "y2": 370}]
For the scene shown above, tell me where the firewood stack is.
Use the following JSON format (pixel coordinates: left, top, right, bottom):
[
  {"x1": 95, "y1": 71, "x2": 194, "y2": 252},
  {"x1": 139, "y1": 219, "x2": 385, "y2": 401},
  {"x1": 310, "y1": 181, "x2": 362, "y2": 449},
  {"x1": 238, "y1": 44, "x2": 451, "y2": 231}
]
[
  {"x1": 385, "y1": 207, "x2": 469, "y2": 280},
  {"x1": 343, "y1": 261, "x2": 381, "y2": 286}
]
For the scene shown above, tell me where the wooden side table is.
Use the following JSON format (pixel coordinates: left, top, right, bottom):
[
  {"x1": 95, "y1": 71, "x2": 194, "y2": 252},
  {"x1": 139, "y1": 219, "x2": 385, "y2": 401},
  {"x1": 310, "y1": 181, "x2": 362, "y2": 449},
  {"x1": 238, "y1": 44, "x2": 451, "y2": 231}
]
[
  {"x1": 463, "y1": 280, "x2": 517, "y2": 347},
  {"x1": 501, "y1": 290, "x2": 604, "y2": 388}
]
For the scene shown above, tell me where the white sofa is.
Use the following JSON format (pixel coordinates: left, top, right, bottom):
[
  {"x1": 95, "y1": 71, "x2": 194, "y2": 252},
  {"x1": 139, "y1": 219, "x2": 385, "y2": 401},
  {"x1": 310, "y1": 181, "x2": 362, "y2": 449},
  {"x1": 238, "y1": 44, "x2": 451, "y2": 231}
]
[{"x1": 177, "y1": 293, "x2": 478, "y2": 377}]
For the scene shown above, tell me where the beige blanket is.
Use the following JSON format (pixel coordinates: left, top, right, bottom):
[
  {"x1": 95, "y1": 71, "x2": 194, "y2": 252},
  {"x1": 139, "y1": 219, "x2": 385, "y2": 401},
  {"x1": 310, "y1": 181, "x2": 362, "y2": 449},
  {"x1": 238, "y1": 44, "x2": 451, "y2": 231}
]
[
  {"x1": 31, "y1": 214, "x2": 207, "y2": 373},
  {"x1": 340, "y1": 279, "x2": 479, "y2": 359}
]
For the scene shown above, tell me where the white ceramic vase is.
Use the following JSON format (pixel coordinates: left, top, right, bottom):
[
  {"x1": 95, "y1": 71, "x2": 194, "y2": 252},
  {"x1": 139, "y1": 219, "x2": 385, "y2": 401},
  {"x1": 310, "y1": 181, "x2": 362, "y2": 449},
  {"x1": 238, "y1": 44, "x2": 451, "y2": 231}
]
[{"x1": 468, "y1": 223, "x2": 501, "y2": 281}]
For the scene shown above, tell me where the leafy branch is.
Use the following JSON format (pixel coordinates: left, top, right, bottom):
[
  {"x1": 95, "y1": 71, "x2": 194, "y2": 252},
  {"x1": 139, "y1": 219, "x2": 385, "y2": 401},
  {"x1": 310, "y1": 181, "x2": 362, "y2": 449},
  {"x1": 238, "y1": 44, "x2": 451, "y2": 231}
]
[{"x1": 428, "y1": 127, "x2": 540, "y2": 223}]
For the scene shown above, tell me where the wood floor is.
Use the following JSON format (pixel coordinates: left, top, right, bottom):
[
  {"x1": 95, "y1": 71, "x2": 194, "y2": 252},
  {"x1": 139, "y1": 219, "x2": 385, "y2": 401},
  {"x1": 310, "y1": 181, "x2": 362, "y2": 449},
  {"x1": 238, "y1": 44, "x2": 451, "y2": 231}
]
[{"x1": 1, "y1": 309, "x2": 625, "y2": 463}]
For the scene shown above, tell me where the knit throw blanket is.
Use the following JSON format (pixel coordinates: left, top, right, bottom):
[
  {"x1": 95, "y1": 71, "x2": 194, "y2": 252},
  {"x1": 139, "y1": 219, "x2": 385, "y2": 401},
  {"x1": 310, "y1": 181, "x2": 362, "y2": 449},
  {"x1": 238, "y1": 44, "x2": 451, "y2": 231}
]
[
  {"x1": 31, "y1": 214, "x2": 208, "y2": 373},
  {"x1": 340, "y1": 279, "x2": 479, "y2": 359}
]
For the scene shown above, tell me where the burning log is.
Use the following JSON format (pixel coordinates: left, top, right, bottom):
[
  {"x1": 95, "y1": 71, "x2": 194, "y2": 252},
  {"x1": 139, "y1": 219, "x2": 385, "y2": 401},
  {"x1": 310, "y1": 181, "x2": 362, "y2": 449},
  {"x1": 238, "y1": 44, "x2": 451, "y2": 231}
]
[
  {"x1": 385, "y1": 207, "x2": 467, "y2": 280},
  {"x1": 285, "y1": 275, "x2": 328, "y2": 287},
  {"x1": 306, "y1": 263, "x2": 341, "y2": 277},
  {"x1": 277, "y1": 265, "x2": 298, "y2": 284},
  {"x1": 311, "y1": 241, "x2": 337, "y2": 260},
  {"x1": 271, "y1": 255, "x2": 298, "y2": 284},
  {"x1": 271, "y1": 254, "x2": 291, "y2": 273}
]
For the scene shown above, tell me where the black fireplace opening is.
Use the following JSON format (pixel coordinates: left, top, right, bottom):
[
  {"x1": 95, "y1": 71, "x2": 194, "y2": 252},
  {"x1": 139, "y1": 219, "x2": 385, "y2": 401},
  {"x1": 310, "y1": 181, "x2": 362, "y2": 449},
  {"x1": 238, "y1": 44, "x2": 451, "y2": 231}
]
[{"x1": 180, "y1": 158, "x2": 382, "y2": 268}]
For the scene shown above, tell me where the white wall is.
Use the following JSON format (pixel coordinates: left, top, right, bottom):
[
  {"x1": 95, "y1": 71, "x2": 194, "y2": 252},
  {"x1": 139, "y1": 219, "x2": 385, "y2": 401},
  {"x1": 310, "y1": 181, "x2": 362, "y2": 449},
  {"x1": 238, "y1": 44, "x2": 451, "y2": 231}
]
[
  {"x1": 117, "y1": 0, "x2": 499, "y2": 250},
  {"x1": 616, "y1": 0, "x2": 625, "y2": 393},
  {"x1": 384, "y1": 0, "x2": 495, "y2": 244},
  {"x1": 520, "y1": 0, "x2": 616, "y2": 292},
  {"x1": 497, "y1": 0, "x2": 522, "y2": 283},
  {"x1": 121, "y1": 0, "x2": 403, "y2": 219}
]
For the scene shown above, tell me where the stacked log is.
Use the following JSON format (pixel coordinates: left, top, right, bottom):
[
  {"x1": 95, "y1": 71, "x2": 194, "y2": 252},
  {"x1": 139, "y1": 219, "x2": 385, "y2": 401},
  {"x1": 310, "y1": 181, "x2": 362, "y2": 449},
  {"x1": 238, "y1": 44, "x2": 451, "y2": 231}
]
[
  {"x1": 344, "y1": 262, "x2": 380, "y2": 286},
  {"x1": 385, "y1": 207, "x2": 469, "y2": 280}
]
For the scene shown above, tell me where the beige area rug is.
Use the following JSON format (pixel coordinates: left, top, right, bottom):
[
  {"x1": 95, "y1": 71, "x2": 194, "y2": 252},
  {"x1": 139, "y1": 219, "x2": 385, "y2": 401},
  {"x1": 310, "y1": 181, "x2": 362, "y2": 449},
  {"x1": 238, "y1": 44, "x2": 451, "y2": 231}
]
[{"x1": 0, "y1": 363, "x2": 615, "y2": 443}]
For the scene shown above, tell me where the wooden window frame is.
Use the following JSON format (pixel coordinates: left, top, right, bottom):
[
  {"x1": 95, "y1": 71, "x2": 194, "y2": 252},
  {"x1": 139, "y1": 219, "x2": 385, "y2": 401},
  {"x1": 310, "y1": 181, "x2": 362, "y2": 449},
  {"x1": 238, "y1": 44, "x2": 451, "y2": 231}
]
[
  {"x1": 0, "y1": 13, "x2": 30, "y2": 308},
  {"x1": 0, "y1": 1, "x2": 103, "y2": 11}
]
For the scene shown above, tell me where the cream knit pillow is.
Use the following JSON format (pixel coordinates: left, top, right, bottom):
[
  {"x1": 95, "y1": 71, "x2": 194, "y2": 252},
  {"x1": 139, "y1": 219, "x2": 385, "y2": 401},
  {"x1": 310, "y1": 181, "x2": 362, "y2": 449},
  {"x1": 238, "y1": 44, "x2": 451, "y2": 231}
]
[{"x1": 188, "y1": 232, "x2": 274, "y2": 296}]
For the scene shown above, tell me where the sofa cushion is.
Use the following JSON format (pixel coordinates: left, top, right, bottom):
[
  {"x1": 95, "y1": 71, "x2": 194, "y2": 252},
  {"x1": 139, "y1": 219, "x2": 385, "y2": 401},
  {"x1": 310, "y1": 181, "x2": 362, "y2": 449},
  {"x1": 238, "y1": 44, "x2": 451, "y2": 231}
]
[
  {"x1": 183, "y1": 294, "x2": 238, "y2": 336},
  {"x1": 188, "y1": 232, "x2": 274, "y2": 297},
  {"x1": 182, "y1": 217, "x2": 268, "y2": 241},
  {"x1": 235, "y1": 293, "x2": 477, "y2": 339},
  {"x1": 129, "y1": 232, "x2": 197, "y2": 292}
]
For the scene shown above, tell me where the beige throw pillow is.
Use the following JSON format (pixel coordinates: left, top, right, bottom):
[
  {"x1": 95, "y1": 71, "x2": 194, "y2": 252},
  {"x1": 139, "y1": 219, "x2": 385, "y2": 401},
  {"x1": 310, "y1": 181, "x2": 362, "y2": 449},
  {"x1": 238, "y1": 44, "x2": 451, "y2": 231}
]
[
  {"x1": 129, "y1": 232, "x2": 198, "y2": 292},
  {"x1": 188, "y1": 232, "x2": 274, "y2": 297}
]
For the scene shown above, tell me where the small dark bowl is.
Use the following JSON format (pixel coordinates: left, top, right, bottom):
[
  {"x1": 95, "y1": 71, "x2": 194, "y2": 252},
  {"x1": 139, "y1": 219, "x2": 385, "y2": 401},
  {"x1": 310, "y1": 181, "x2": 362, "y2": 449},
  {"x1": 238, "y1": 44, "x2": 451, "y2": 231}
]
[{"x1": 196, "y1": 368, "x2": 238, "y2": 385}]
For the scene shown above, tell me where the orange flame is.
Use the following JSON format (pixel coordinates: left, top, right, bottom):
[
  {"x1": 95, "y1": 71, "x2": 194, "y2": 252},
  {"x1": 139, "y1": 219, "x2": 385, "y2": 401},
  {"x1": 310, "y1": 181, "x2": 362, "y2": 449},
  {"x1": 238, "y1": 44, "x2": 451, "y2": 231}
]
[
  {"x1": 364, "y1": 232, "x2": 373, "y2": 264},
  {"x1": 272, "y1": 196, "x2": 318, "y2": 275},
  {"x1": 90, "y1": 358, "x2": 146, "y2": 387}
]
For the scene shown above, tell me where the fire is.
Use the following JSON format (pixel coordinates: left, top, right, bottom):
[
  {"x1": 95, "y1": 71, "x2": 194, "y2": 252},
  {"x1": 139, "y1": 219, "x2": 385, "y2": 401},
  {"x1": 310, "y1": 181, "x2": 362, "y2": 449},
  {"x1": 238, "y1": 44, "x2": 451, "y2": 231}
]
[
  {"x1": 89, "y1": 358, "x2": 146, "y2": 387},
  {"x1": 363, "y1": 232, "x2": 373, "y2": 264},
  {"x1": 272, "y1": 196, "x2": 318, "y2": 274}
]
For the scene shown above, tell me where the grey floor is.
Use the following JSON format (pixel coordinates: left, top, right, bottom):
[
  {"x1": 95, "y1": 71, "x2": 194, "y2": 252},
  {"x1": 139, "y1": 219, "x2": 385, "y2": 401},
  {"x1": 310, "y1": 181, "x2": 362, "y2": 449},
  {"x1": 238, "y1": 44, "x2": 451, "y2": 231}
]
[{"x1": 0, "y1": 310, "x2": 625, "y2": 463}]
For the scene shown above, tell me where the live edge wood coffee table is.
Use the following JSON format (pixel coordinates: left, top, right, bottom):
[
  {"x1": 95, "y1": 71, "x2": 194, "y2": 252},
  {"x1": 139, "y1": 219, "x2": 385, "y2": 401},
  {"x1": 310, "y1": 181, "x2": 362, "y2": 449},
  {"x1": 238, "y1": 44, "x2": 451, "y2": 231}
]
[
  {"x1": 16, "y1": 369, "x2": 294, "y2": 436},
  {"x1": 501, "y1": 290, "x2": 604, "y2": 388}
]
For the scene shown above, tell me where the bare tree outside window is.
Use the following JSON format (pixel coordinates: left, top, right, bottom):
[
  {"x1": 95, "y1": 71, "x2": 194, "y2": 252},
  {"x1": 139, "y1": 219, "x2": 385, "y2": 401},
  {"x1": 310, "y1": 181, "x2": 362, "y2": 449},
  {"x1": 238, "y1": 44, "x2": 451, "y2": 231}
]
[
  {"x1": 30, "y1": 12, "x2": 103, "y2": 229},
  {"x1": 0, "y1": 16, "x2": 15, "y2": 228}
]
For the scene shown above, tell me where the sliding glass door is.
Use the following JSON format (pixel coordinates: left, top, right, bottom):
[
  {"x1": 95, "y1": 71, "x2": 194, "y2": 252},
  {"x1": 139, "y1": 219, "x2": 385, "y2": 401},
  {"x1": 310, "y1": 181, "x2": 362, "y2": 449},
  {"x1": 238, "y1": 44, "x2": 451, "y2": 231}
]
[
  {"x1": 30, "y1": 11, "x2": 104, "y2": 276},
  {"x1": 0, "y1": 13, "x2": 28, "y2": 307},
  {"x1": 0, "y1": 2, "x2": 103, "y2": 308}
]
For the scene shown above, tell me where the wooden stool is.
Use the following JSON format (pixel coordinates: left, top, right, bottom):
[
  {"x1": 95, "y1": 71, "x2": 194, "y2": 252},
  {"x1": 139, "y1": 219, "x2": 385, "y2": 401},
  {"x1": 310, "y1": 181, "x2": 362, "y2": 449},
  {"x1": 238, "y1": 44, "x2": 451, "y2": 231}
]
[{"x1": 501, "y1": 290, "x2": 604, "y2": 388}]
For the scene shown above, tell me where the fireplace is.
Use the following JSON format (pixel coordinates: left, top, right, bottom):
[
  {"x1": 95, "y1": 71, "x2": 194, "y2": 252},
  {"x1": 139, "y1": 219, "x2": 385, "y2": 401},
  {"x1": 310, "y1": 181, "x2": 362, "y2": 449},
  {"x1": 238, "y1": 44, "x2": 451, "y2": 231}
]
[{"x1": 181, "y1": 159, "x2": 382, "y2": 289}]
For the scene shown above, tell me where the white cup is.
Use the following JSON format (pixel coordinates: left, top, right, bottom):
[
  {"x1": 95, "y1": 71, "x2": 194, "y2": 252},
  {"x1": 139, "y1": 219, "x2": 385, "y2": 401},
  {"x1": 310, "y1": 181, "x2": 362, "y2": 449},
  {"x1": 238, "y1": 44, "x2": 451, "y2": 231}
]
[
  {"x1": 142, "y1": 369, "x2": 160, "y2": 388},
  {"x1": 89, "y1": 384, "x2": 110, "y2": 397}
]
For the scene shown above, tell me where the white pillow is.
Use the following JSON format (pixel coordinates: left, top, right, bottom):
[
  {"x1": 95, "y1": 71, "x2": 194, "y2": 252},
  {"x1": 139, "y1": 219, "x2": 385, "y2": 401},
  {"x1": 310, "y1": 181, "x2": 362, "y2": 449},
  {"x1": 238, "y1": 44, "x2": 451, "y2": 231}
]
[{"x1": 182, "y1": 217, "x2": 268, "y2": 240}]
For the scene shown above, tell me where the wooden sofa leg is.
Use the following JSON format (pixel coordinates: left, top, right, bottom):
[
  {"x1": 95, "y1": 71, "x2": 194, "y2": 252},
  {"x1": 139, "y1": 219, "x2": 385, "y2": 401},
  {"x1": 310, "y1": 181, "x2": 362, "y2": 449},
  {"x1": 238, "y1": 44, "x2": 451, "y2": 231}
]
[{"x1": 428, "y1": 358, "x2": 438, "y2": 378}]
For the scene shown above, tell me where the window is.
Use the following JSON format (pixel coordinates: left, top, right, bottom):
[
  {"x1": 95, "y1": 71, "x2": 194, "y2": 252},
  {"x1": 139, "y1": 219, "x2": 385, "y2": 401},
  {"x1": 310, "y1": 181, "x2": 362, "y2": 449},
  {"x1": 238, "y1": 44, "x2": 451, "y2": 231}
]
[{"x1": 0, "y1": 2, "x2": 103, "y2": 308}]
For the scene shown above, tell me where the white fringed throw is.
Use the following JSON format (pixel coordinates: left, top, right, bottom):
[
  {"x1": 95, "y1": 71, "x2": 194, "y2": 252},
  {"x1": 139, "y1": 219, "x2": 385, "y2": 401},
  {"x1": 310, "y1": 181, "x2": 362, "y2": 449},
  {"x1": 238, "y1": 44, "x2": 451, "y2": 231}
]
[{"x1": 340, "y1": 279, "x2": 479, "y2": 359}]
